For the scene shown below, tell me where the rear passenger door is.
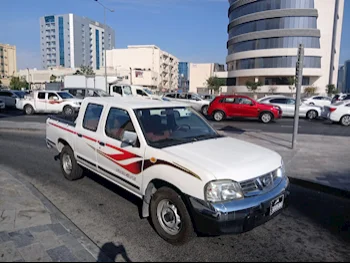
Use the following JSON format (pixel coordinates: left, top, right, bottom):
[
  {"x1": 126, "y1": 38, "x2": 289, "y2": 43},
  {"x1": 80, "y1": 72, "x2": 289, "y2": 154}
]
[
  {"x1": 75, "y1": 103, "x2": 104, "y2": 171},
  {"x1": 35, "y1": 92, "x2": 47, "y2": 112},
  {"x1": 96, "y1": 107, "x2": 144, "y2": 194},
  {"x1": 269, "y1": 98, "x2": 290, "y2": 116}
]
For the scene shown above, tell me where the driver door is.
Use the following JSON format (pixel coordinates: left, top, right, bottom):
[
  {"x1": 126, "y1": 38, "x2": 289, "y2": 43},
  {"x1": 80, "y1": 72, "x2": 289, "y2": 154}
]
[
  {"x1": 237, "y1": 97, "x2": 259, "y2": 117},
  {"x1": 47, "y1": 92, "x2": 62, "y2": 113},
  {"x1": 96, "y1": 106, "x2": 144, "y2": 194}
]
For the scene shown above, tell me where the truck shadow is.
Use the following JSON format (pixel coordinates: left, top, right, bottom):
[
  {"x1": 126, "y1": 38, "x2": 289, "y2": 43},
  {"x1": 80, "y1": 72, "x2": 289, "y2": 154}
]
[{"x1": 97, "y1": 242, "x2": 132, "y2": 262}]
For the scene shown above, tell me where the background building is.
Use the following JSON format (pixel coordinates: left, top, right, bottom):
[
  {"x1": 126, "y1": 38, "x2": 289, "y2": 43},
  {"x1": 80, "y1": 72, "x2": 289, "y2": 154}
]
[
  {"x1": 178, "y1": 62, "x2": 189, "y2": 92},
  {"x1": 40, "y1": 14, "x2": 115, "y2": 70},
  {"x1": 106, "y1": 45, "x2": 178, "y2": 90},
  {"x1": 0, "y1": 43, "x2": 17, "y2": 86},
  {"x1": 337, "y1": 65, "x2": 344, "y2": 92},
  {"x1": 338, "y1": 60, "x2": 350, "y2": 93},
  {"x1": 226, "y1": 0, "x2": 344, "y2": 95},
  {"x1": 189, "y1": 63, "x2": 227, "y2": 93}
]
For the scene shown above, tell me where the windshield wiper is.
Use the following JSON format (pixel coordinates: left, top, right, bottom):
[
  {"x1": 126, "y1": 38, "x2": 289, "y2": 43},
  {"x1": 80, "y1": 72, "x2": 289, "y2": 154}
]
[{"x1": 191, "y1": 134, "x2": 222, "y2": 142}]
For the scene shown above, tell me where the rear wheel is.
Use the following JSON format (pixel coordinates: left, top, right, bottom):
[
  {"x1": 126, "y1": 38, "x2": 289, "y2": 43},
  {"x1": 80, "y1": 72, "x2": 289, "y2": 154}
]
[
  {"x1": 260, "y1": 112, "x2": 273, "y2": 124},
  {"x1": 150, "y1": 187, "x2": 195, "y2": 245},
  {"x1": 24, "y1": 105, "x2": 34, "y2": 115},
  {"x1": 201, "y1": 105, "x2": 208, "y2": 116},
  {"x1": 60, "y1": 146, "x2": 84, "y2": 181},
  {"x1": 306, "y1": 110, "x2": 318, "y2": 120},
  {"x1": 340, "y1": 115, "x2": 350, "y2": 126},
  {"x1": 63, "y1": 105, "x2": 74, "y2": 116},
  {"x1": 213, "y1": 111, "x2": 225, "y2": 122}
]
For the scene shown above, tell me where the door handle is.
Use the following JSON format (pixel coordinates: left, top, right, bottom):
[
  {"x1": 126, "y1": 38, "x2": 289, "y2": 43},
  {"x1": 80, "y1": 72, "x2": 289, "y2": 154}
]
[
  {"x1": 77, "y1": 133, "x2": 82, "y2": 138},
  {"x1": 99, "y1": 141, "x2": 105, "y2": 147}
]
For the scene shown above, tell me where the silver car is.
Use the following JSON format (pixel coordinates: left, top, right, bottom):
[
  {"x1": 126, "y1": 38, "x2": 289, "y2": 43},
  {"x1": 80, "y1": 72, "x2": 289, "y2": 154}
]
[
  {"x1": 262, "y1": 97, "x2": 322, "y2": 120},
  {"x1": 0, "y1": 90, "x2": 27, "y2": 108}
]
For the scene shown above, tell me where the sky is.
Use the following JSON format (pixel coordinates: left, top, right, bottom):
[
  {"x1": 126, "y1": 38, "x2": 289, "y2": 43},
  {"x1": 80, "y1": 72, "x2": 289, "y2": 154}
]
[{"x1": 0, "y1": 0, "x2": 349, "y2": 70}]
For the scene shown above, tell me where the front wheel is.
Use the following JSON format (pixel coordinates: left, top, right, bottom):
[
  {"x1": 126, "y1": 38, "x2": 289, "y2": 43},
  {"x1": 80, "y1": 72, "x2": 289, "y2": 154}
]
[
  {"x1": 60, "y1": 146, "x2": 84, "y2": 181},
  {"x1": 306, "y1": 110, "x2": 318, "y2": 120},
  {"x1": 150, "y1": 187, "x2": 195, "y2": 245},
  {"x1": 24, "y1": 105, "x2": 34, "y2": 115},
  {"x1": 213, "y1": 111, "x2": 225, "y2": 122},
  {"x1": 260, "y1": 112, "x2": 273, "y2": 124},
  {"x1": 340, "y1": 115, "x2": 350, "y2": 126},
  {"x1": 63, "y1": 105, "x2": 74, "y2": 116},
  {"x1": 201, "y1": 105, "x2": 208, "y2": 116}
]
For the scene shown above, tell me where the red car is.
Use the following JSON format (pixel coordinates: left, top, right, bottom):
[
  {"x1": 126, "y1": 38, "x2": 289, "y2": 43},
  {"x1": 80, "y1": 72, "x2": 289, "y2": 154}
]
[{"x1": 208, "y1": 95, "x2": 282, "y2": 123}]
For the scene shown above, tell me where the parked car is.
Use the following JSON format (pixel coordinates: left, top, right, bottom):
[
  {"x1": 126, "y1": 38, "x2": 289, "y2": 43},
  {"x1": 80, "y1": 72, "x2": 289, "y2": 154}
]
[
  {"x1": 257, "y1": 95, "x2": 288, "y2": 103},
  {"x1": 200, "y1": 94, "x2": 216, "y2": 101},
  {"x1": 110, "y1": 84, "x2": 161, "y2": 100},
  {"x1": 324, "y1": 100, "x2": 350, "y2": 126},
  {"x1": 46, "y1": 97, "x2": 289, "y2": 245},
  {"x1": 17, "y1": 91, "x2": 83, "y2": 116},
  {"x1": 261, "y1": 97, "x2": 322, "y2": 120},
  {"x1": 208, "y1": 95, "x2": 282, "y2": 123},
  {"x1": 331, "y1": 93, "x2": 350, "y2": 104},
  {"x1": 302, "y1": 96, "x2": 332, "y2": 107},
  {"x1": 0, "y1": 99, "x2": 5, "y2": 111},
  {"x1": 61, "y1": 88, "x2": 111, "y2": 99},
  {"x1": 0, "y1": 90, "x2": 27, "y2": 108},
  {"x1": 163, "y1": 92, "x2": 210, "y2": 115}
]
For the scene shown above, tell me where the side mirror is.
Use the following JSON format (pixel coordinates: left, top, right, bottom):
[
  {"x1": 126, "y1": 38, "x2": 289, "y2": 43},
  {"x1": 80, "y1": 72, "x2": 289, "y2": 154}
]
[
  {"x1": 121, "y1": 131, "x2": 138, "y2": 148},
  {"x1": 53, "y1": 96, "x2": 59, "y2": 101}
]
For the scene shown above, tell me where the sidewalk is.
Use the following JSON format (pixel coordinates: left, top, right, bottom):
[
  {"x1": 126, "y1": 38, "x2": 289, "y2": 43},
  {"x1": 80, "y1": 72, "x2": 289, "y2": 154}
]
[
  {"x1": 0, "y1": 167, "x2": 103, "y2": 262},
  {"x1": 221, "y1": 130, "x2": 350, "y2": 193}
]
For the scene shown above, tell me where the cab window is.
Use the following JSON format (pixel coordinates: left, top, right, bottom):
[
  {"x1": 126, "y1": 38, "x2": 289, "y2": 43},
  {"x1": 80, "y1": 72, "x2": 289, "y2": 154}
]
[
  {"x1": 105, "y1": 108, "x2": 136, "y2": 141},
  {"x1": 38, "y1": 92, "x2": 46, "y2": 100},
  {"x1": 136, "y1": 89, "x2": 148, "y2": 96},
  {"x1": 112, "y1": 86, "x2": 123, "y2": 96},
  {"x1": 48, "y1": 93, "x2": 58, "y2": 100},
  {"x1": 83, "y1": 104, "x2": 104, "y2": 132}
]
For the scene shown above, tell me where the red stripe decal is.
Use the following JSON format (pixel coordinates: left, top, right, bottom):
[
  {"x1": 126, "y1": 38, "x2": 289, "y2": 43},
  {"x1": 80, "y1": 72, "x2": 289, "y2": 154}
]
[
  {"x1": 49, "y1": 122, "x2": 77, "y2": 134},
  {"x1": 83, "y1": 135, "x2": 97, "y2": 142},
  {"x1": 105, "y1": 143, "x2": 140, "y2": 160}
]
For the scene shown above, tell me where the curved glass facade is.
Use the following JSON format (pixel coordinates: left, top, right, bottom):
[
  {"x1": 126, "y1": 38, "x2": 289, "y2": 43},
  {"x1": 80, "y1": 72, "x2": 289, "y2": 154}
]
[
  {"x1": 229, "y1": 0, "x2": 314, "y2": 21},
  {"x1": 228, "y1": 37, "x2": 320, "y2": 54},
  {"x1": 229, "y1": 17, "x2": 317, "y2": 38},
  {"x1": 228, "y1": 56, "x2": 321, "y2": 70}
]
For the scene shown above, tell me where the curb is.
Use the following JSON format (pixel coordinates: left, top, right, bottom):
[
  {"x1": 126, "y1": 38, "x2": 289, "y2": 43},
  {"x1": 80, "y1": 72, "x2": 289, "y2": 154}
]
[
  {"x1": 289, "y1": 177, "x2": 350, "y2": 199},
  {"x1": 1, "y1": 165, "x2": 113, "y2": 262}
]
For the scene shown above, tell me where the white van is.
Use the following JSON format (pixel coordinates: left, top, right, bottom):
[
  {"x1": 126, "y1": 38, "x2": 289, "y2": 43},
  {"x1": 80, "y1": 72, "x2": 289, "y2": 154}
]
[{"x1": 110, "y1": 84, "x2": 160, "y2": 100}]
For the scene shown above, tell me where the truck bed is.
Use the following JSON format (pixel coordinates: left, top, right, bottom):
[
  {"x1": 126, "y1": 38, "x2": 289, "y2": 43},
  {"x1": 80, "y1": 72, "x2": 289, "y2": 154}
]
[{"x1": 48, "y1": 114, "x2": 78, "y2": 127}]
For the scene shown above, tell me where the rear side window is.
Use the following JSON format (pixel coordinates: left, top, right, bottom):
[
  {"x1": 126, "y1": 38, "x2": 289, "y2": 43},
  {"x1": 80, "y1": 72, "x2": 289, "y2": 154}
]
[
  {"x1": 38, "y1": 92, "x2": 46, "y2": 99},
  {"x1": 83, "y1": 104, "x2": 104, "y2": 132},
  {"x1": 270, "y1": 98, "x2": 287, "y2": 104},
  {"x1": 221, "y1": 97, "x2": 235, "y2": 103},
  {"x1": 313, "y1": 97, "x2": 322, "y2": 100},
  {"x1": 113, "y1": 86, "x2": 123, "y2": 95},
  {"x1": 105, "y1": 108, "x2": 135, "y2": 141}
]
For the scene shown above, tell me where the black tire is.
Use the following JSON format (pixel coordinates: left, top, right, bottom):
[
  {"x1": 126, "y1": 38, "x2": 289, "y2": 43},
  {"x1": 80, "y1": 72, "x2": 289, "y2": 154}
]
[
  {"x1": 306, "y1": 110, "x2": 318, "y2": 120},
  {"x1": 340, "y1": 115, "x2": 350, "y2": 126},
  {"x1": 259, "y1": 112, "x2": 273, "y2": 124},
  {"x1": 213, "y1": 110, "x2": 225, "y2": 122},
  {"x1": 201, "y1": 105, "x2": 209, "y2": 116},
  {"x1": 24, "y1": 104, "x2": 34, "y2": 115},
  {"x1": 150, "y1": 187, "x2": 195, "y2": 245},
  {"x1": 63, "y1": 105, "x2": 74, "y2": 116},
  {"x1": 60, "y1": 145, "x2": 84, "y2": 181}
]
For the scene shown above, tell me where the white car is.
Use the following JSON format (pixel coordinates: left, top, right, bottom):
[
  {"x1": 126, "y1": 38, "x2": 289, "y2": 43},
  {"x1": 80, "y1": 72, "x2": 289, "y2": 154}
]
[
  {"x1": 0, "y1": 99, "x2": 5, "y2": 111},
  {"x1": 324, "y1": 100, "x2": 350, "y2": 126},
  {"x1": 257, "y1": 95, "x2": 288, "y2": 103},
  {"x1": 0, "y1": 90, "x2": 27, "y2": 108},
  {"x1": 46, "y1": 97, "x2": 289, "y2": 245},
  {"x1": 302, "y1": 96, "x2": 331, "y2": 107},
  {"x1": 163, "y1": 93, "x2": 210, "y2": 115},
  {"x1": 17, "y1": 91, "x2": 83, "y2": 116},
  {"x1": 262, "y1": 97, "x2": 322, "y2": 120}
]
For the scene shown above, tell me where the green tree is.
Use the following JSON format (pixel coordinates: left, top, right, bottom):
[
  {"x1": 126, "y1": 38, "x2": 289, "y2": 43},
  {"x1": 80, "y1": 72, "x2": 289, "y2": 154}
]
[
  {"x1": 245, "y1": 80, "x2": 262, "y2": 94},
  {"x1": 326, "y1": 84, "x2": 337, "y2": 96},
  {"x1": 74, "y1": 65, "x2": 95, "y2": 76},
  {"x1": 10, "y1": 76, "x2": 28, "y2": 90},
  {"x1": 287, "y1": 77, "x2": 296, "y2": 94},
  {"x1": 268, "y1": 86, "x2": 278, "y2": 94},
  {"x1": 205, "y1": 76, "x2": 226, "y2": 94},
  {"x1": 304, "y1": 86, "x2": 318, "y2": 96},
  {"x1": 50, "y1": 74, "x2": 57, "y2": 83}
]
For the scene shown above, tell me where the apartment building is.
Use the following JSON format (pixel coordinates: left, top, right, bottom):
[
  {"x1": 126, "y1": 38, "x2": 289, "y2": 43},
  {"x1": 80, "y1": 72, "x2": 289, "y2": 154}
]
[
  {"x1": 226, "y1": 0, "x2": 344, "y2": 95},
  {"x1": 106, "y1": 45, "x2": 179, "y2": 90},
  {"x1": 0, "y1": 44, "x2": 17, "y2": 79},
  {"x1": 40, "y1": 14, "x2": 115, "y2": 70}
]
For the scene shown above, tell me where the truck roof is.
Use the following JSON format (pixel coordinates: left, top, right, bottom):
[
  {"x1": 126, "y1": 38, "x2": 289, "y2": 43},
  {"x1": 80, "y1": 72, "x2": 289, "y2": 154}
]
[{"x1": 83, "y1": 97, "x2": 189, "y2": 109}]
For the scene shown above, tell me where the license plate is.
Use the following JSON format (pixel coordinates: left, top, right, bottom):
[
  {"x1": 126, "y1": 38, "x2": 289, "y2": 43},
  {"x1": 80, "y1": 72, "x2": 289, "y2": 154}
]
[{"x1": 270, "y1": 195, "x2": 284, "y2": 216}]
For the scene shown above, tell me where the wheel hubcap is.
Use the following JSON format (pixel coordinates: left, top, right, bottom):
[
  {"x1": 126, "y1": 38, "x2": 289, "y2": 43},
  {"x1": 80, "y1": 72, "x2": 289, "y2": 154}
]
[
  {"x1": 308, "y1": 111, "x2": 317, "y2": 119},
  {"x1": 157, "y1": 200, "x2": 182, "y2": 235},
  {"x1": 203, "y1": 107, "x2": 208, "y2": 115},
  {"x1": 62, "y1": 153, "x2": 73, "y2": 174},
  {"x1": 26, "y1": 107, "x2": 32, "y2": 114},
  {"x1": 343, "y1": 116, "x2": 350, "y2": 126},
  {"x1": 65, "y1": 108, "x2": 73, "y2": 115},
  {"x1": 214, "y1": 112, "x2": 223, "y2": 121},
  {"x1": 262, "y1": 114, "x2": 271, "y2": 123}
]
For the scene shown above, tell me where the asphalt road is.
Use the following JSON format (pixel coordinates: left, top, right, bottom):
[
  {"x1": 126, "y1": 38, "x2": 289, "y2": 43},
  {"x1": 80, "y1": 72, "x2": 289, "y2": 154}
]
[
  {"x1": 0, "y1": 130, "x2": 349, "y2": 262},
  {"x1": 1, "y1": 108, "x2": 350, "y2": 137}
]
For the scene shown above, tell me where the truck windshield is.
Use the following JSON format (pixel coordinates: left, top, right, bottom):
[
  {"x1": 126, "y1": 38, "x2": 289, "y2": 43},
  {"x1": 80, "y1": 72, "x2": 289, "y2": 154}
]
[
  {"x1": 135, "y1": 107, "x2": 221, "y2": 148},
  {"x1": 57, "y1": 92, "x2": 74, "y2": 99},
  {"x1": 144, "y1": 88, "x2": 153, "y2": 95},
  {"x1": 13, "y1": 91, "x2": 26, "y2": 99}
]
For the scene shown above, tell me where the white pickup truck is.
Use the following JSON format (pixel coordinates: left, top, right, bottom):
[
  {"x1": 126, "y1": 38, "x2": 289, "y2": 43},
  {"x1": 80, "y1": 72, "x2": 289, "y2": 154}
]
[
  {"x1": 46, "y1": 97, "x2": 290, "y2": 245},
  {"x1": 17, "y1": 91, "x2": 83, "y2": 116}
]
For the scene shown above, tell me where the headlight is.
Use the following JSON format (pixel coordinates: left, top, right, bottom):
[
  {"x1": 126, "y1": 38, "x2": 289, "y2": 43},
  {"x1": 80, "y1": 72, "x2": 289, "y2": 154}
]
[
  {"x1": 205, "y1": 180, "x2": 244, "y2": 203},
  {"x1": 276, "y1": 159, "x2": 286, "y2": 178}
]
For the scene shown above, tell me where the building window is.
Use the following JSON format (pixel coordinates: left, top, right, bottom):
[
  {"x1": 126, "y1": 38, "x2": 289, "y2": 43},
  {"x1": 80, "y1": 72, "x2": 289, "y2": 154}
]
[
  {"x1": 59, "y1": 16, "x2": 65, "y2": 66},
  {"x1": 96, "y1": 29, "x2": 100, "y2": 69}
]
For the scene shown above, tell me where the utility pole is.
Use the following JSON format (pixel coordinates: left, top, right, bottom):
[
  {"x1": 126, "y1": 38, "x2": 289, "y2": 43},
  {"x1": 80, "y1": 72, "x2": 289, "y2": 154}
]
[
  {"x1": 292, "y1": 44, "x2": 304, "y2": 149},
  {"x1": 94, "y1": 0, "x2": 114, "y2": 92}
]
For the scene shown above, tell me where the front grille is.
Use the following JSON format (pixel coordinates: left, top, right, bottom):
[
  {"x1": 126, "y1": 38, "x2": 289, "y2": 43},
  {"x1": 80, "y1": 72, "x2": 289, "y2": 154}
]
[{"x1": 240, "y1": 170, "x2": 280, "y2": 197}]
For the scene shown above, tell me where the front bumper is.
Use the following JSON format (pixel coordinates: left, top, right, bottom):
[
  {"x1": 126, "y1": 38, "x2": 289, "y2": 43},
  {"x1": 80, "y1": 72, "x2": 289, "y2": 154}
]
[{"x1": 187, "y1": 176, "x2": 290, "y2": 236}]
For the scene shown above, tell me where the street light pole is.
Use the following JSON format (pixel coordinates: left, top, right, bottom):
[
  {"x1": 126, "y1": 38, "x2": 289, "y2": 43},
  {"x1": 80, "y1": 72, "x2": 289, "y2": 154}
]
[{"x1": 94, "y1": 0, "x2": 114, "y2": 92}]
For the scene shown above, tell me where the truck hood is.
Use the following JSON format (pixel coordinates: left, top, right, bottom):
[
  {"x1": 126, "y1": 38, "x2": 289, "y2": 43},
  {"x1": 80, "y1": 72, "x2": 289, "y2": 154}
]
[{"x1": 164, "y1": 137, "x2": 282, "y2": 182}]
